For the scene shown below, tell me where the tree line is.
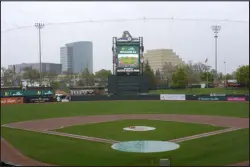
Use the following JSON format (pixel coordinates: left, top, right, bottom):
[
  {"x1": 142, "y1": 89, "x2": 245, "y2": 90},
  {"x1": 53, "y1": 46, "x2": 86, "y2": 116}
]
[
  {"x1": 143, "y1": 60, "x2": 249, "y2": 89},
  {"x1": 1, "y1": 66, "x2": 112, "y2": 88},
  {"x1": 1, "y1": 62, "x2": 248, "y2": 89}
]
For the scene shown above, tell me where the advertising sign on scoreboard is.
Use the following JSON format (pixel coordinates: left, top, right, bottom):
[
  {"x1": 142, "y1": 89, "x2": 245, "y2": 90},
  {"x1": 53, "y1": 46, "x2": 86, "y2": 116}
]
[{"x1": 116, "y1": 45, "x2": 140, "y2": 73}]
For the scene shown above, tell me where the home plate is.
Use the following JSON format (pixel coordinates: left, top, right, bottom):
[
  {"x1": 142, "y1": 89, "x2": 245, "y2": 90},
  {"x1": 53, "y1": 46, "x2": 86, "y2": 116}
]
[{"x1": 123, "y1": 126, "x2": 155, "y2": 131}]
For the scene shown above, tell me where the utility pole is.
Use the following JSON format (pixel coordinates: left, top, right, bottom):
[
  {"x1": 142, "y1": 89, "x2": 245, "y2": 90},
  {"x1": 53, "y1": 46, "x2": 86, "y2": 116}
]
[
  {"x1": 34, "y1": 23, "x2": 45, "y2": 86},
  {"x1": 211, "y1": 25, "x2": 221, "y2": 84}
]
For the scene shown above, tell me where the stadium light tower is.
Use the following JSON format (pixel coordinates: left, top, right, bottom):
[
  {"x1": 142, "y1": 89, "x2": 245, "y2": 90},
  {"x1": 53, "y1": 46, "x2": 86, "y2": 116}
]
[
  {"x1": 34, "y1": 23, "x2": 45, "y2": 86},
  {"x1": 211, "y1": 25, "x2": 221, "y2": 81}
]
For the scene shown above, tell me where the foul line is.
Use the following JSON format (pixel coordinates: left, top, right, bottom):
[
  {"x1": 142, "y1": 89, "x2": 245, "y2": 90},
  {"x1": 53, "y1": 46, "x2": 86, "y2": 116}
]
[
  {"x1": 1, "y1": 125, "x2": 118, "y2": 144},
  {"x1": 44, "y1": 130, "x2": 118, "y2": 144},
  {"x1": 169, "y1": 127, "x2": 240, "y2": 143}
]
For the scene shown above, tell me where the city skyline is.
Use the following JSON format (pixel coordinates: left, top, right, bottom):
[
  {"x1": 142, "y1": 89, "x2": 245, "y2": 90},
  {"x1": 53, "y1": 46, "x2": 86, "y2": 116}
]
[{"x1": 8, "y1": 62, "x2": 62, "y2": 75}]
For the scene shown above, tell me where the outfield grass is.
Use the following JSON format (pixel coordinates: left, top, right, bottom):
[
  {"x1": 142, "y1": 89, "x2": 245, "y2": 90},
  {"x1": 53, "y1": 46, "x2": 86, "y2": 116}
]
[
  {"x1": 56, "y1": 119, "x2": 224, "y2": 141},
  {"x1": 2, "y1": 127, "x2": 248, "y2": 166},
  {"x1": 150, "y1": 88, "x2": 249, "y2": 94},
  {"x1": 1, "y1": 101, "x2": 249, "y2": 125}
]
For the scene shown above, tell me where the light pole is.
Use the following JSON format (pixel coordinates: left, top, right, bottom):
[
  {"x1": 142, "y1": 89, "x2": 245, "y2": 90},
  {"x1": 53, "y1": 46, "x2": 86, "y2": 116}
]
[
  {"x1": 211, "y1": 25, "x2": 221, "y2": 83},
  {"x1": 205, "y1": 58, "x2": 209, "y2": 88},
  {"x1": 34, "y1": 23, "x2": 45, "y2": 86},
  {"x1": 224, "y1": 61, "x2": 227, "y2": 87}
]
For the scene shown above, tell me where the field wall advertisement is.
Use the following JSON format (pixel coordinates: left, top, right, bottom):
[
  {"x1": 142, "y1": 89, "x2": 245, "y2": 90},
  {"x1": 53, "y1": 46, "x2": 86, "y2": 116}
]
[
  {"x1": 160, "y1": 94, "x2": 186, "y2": 101},
  {"x1": 26, "y1": 97, "x2": 54, "y2": 103},
  {"x1": 227, "y1": 97, "x2": 246, "y2": 101},
  {"x1": 116, "y1": 45, "x2": 140, "y2": 72},
  {"x1": 1, "y1": 97, "x2": 24, "y2": 105},
  {"x1": 1, "y1": 89, "x2": 53, "y2": 97}
]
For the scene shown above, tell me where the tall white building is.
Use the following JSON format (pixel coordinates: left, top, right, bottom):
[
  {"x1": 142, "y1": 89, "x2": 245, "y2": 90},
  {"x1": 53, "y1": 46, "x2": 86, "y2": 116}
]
[
  {"x1": 60, "y1": 41, "x2": 93, "y2": 74},
  {"x1": 144, "y1": 49, "x2": 184, "y2": 72}
]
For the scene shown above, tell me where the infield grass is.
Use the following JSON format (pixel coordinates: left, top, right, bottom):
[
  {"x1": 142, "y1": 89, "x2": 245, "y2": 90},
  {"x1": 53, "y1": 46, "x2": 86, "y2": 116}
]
[
  {"x1": 2, "y1": 127, "x2": 248, "y2": 166},
  {"x1": 1, "y1": 101, "x2": 249, "y2": 124},
  {"x1": 55, "y1": 119, "x2": 225, "y2": 141}
]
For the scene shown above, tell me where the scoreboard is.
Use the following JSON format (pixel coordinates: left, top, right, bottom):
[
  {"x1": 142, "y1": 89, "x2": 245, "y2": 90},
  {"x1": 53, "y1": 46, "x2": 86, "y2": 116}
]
[{"x1": 113, "y1": 31, "x2": 144, "y2": 75}]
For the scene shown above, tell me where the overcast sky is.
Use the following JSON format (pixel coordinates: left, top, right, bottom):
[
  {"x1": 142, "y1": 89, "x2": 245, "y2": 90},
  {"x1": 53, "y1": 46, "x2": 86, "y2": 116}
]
[{"x1": 1, "y1": 1, "x2": 249, "y2": 73}]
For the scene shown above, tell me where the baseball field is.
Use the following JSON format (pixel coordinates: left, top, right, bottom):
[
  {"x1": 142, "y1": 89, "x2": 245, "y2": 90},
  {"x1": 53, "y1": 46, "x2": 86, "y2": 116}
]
[{"x1": 1, "y1": 100, "x2": 249, "y2": 166}]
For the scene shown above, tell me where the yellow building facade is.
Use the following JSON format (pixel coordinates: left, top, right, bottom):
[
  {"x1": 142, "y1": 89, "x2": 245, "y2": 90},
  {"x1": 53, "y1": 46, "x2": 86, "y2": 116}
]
[{"x1": 144, "y1": 49, "x2": 184, "y2": 72}]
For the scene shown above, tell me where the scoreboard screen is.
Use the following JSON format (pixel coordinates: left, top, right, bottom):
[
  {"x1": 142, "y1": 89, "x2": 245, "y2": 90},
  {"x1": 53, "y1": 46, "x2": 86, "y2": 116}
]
[{"x1": 116, "y1": 45, "x2": 140, "y2": 73}]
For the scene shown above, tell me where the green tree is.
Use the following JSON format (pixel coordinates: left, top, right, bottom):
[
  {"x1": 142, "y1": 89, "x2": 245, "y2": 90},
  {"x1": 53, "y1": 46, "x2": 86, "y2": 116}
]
[
  {"x1": 236, "y1": 65, "x2": 249, "y2": 87},
  {"x1": 200, "y1": 71, "x2": 214, "y2": 83},
  {"x1": 82, "y1": 68, "x2": 90, "y2": 77},
  {"x1": 79, "y1": 68, "x2": 95, "y2": 86},
  {"x1": 15, "y1": 72, "x2": 22, "y2": 87},
  {"x1": 43, "y1": 72, "x2": 58, "y2": 84},
  {"x1": 171, "y1": 67, "x2": 188, "y2": 88},
  {"x1": 161, "y1": 62, "x2": 177, "y2": 84},
  {"x1": 210, "y1": 69, "x2": 218, "y2": 81},
  {"x1": 22, "y1": 67, "x2": 40, "y2": 85},
  {"x1": 95, "y1": 69, "x2": 112, "y2": 78},
  {"x1": 155, "y1": 68, "x2": 161, "y2": 86},
  {"x1": 62, "y1": 69, "x2": 73, "y2": 87},
  {"x1": 217, "y1": 72, "x2": 224, "y2": 81},
  {"x1": 225, "y1": 73, "x2": 233, "y2": 80},
  {"x1": 95, "y1": 69, "x2": 112, "y2": 86},
  {"x1": 1, "y1": 67, "x2": 14, "y2": 86},
  {"x1": 144, "y1": 60, "x2": 157, "y2": 89},
  {"x1": 50, "y1": 81, "x2": 60, "y2": 90},
  {"x1": 183, "y1": 61, "x2": 201, "y2": 85},
  {"x1": 155, "y1": 69, "x2": 161, "y2": 78}
]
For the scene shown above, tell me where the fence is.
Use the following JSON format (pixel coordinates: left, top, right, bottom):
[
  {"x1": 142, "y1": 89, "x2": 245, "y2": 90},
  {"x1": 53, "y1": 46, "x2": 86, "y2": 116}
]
[
  {"x1": 1, "y1": 85, "x2": 249, "y2": 104},
  {"x1": 1, "y1": 93, "x2": 248, "y2": 105},
  {"x1": 70, "y1": 93, "x2": 249, "y2": 102}
]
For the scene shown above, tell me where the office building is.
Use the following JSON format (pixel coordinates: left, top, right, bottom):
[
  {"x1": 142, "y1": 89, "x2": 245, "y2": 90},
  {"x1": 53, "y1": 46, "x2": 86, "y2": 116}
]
[
  {"x1": 144, "y1": 49, "x2": 184, "y2": 72},
  {"x1": 60, "y1": 41, "x2": 93, "y2": 74},
  {"x1": 8, "y1": 63, "x2": 62, "y2": 74},
  {"x1": 60, "y1": 46, "x2": 73, "y2": 73}
]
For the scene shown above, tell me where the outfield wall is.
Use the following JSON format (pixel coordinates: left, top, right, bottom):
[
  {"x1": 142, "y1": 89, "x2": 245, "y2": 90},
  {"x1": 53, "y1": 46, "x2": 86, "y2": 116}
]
[
  {"x1": 69, "y1": 94, "x2": 249, "y2": 102},
  {"x1": 0, "y1": 93, "x2": 249, "y2": 104},
  {"x1": 71, "y1": 94, "x2": 160, "y2": 101}
]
